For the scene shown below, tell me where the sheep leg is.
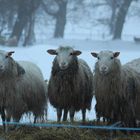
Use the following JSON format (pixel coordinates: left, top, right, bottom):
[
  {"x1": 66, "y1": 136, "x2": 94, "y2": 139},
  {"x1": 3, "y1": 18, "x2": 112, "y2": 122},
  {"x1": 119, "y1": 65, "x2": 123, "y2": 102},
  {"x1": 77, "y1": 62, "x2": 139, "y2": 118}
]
[
  {"x1": 1, "y1": 107, "x2": 6, "y2": 132},
  {"x1": 96, "y1": 112, "x2": 101, "y2": 122},
  {"x1": 8, "y1": 116, "x2": 21, "y2": 131},
  {"x1": 63, "y1": 108, "x2": 68, "y2": 121},
  {"x1": 57, "y1": 108, "x2": 62, "y2": 122},
  {"x1": 82, "y1": 109, "x2": 86, "y2": 123},
  {"x1": 69, "y1": 107, "x2": 75, "y2": 122},
  {"x1": 5, "y1": 115, "x2": 11, "y2": 132},
  {"x1": 103, "y1": 117, "x2": 106, "y2": 122},
  {"x1": 34, "y1": 116, "x2": 37, "y2": 123},
  {"x1": 97, "y1": 117, "x2": 100, "y2": 123},
  {"x1": 5, "y1": 113, "x2": 21, "y2": 131}
]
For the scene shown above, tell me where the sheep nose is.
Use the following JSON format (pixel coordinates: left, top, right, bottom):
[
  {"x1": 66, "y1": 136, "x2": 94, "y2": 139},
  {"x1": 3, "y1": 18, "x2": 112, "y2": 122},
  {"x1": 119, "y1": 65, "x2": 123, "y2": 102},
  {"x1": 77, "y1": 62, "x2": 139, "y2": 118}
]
[
  {"x1": 100, "y1": 65, "x2": 108, "y2": 74},
  {"x1": 61, "y1": 62, "x2": 67, "y2": 66},
  {"x1": 60, "y1": 62, "x2": 68, "y2": 70},
  {"x1": 101, "y1": 66, "x2": 108, "y2": 71},
  {"x1": 60, "y1": 62, "x2": 68, "y2": 67}
]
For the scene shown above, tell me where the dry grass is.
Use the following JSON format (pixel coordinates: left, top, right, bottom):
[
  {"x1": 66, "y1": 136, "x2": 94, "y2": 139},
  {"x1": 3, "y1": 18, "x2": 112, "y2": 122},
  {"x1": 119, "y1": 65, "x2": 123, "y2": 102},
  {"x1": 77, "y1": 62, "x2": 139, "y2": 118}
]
[{"x1": 0, "y1": 121, "x2": 139, "y2": 140}]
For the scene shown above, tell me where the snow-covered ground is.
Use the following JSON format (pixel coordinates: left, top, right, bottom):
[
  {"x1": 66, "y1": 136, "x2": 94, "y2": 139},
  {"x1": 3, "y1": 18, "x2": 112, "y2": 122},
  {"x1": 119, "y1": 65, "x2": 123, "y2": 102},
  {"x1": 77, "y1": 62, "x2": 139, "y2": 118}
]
[{"x1": 0, "y1": 39, "x2": 140, "y2": 122}]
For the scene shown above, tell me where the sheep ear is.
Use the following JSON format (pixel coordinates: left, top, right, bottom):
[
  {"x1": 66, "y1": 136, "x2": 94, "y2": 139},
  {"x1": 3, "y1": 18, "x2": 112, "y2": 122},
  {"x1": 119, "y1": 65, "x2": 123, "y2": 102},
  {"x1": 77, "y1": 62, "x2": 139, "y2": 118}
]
[
  {"x1": 72, "y1": 50, "x2": 81, "y2": 56},
  {"x1": 113, "y1": 52, "x2": 120, "y2": 58},
  {"x1": 6, "y1": 51, "x2": 15, "y2": 57},
  {"x1": 91, "y1": 52, "x2": 98, "y2": 58},
  {"x1": 47, "y1": 49, "x2": 57, "y2": 55},
  {"x1": 17, "y1": 63, "x2": 25, "y2": 76}
]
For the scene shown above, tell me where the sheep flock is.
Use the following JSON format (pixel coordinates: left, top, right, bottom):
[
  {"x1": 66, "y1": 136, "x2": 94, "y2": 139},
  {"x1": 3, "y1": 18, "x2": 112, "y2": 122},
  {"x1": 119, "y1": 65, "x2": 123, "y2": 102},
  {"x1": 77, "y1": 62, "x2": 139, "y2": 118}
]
[{"x1": 0, "y1": 45, "x2": 140, "y2": 132}]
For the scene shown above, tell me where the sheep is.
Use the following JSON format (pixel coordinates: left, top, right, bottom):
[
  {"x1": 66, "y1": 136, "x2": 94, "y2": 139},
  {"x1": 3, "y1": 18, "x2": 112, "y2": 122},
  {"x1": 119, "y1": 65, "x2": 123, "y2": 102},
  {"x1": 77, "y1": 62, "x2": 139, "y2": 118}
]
[
  {"x1": 125, "y1": 58, "x2": 140, "y2": 73},
  {"x1": 0, "y1": 50, "x2": 47, "y2": 131},
  {"x1": 47, "y1": 46, "x2": 94, "y2": 122},
  {"x1": 124, "y1": 58, "x2": 140, "y2": 125},
  {"x1": 91, "y1": 50, "x2": 140, "y2": 127}
]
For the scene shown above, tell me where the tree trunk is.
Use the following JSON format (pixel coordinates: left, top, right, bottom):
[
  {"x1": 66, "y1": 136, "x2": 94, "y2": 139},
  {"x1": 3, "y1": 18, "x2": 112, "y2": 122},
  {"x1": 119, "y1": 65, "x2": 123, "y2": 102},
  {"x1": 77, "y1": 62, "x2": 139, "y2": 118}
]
[
  {"x1": 23, "y1": 14, "x2": 36, "y2": 46},
  {"x1": 54, "y1": 0, "x2": 67, "y2": 38},
  {"x1": 7, "y1": 10, "x2": 15, "y2": 31},
  {"x1": 109, "y1": 0, "x2": 118, "y2": 35},
  {"x1": 11, "y1": 1, "x2": 30, "y2": 43},
  {"x1": 113, "y1": 0, "x2": 133, "y2": 39},
  {"x1": 109, "y1": 9, "x2": 116, "y2": 34},
  {"x1": 11, "y1": 0, "x2": 41, "y2": 45}
]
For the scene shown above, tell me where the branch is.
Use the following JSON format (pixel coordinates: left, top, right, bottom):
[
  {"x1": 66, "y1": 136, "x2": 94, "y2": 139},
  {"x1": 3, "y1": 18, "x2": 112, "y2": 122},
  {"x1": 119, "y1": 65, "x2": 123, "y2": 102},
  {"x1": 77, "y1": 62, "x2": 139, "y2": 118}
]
[
  {"x1": 41, "y1": 1, "x2": 57, "y2": 16},
  {"x1": 90, "y1": 2, "x2": 108, "y2": 8},
  {"x1": 96, "y1": 18, "x2": 110, "y2": 25},
  {"x1": 54, "y1": 0, "x2": 68, "y2": 5}
]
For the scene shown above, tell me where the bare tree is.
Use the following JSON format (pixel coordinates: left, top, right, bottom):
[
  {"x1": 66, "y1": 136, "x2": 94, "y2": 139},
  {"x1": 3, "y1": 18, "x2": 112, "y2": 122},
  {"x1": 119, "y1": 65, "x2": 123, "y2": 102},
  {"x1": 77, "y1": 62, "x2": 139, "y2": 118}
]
[
  {"x1": 0, "y1": 0, "x2": 17, "y2": 35},
  {"x1": 105, "y1": 0, "x2": 120, "y2": 34},
  {"x1": 11, "y1": 0, "x2": 41, "y2": 46},
  {"x1": 112, "y1": 0, "x2": 133, "y2": 39},
  {"x1": 54, "y1": 0, "x2": 67, "y2": 38},
  {"x1": 23, "y1": 13, "x2": 36, "y2": 46},
  {"x1": 42, "y1": 0, "x2": 68, "y2": 38}
]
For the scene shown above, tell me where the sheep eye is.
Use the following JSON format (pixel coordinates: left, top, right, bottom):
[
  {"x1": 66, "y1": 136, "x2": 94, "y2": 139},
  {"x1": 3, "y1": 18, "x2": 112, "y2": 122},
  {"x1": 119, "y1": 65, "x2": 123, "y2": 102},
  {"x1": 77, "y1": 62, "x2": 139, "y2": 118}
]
[
  {"x1": 5, "y1": 55, "x2": 9, "y2": 58},
  {"x1": 110, "y1": 56, "x2": 114, "y2": 59},
  {"x1": 70, "y1": 53, "x2": 73, "y2": 56},
  {"x1": 97, "y1": 57, "x2": 100, "y2": 60}
]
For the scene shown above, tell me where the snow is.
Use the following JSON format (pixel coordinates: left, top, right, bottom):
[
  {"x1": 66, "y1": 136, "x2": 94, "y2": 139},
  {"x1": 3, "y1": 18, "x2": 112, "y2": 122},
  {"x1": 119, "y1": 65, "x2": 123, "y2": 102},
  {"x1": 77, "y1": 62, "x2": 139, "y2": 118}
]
[
  {"x1": 0, "y1": 39, "x2": 140, "y2": 122},
  {"x1": 35, "y1": 0, "x2": 140, "y2": 42}
]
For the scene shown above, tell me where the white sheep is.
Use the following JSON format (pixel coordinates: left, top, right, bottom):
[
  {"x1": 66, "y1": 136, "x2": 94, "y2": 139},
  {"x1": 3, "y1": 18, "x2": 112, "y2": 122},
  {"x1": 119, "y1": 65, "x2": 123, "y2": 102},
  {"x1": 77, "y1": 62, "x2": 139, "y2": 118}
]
[
  {"x1": 91, "y1": 50, "x2": 140, "y2": 127},
  {"x1": 0, "y1": 50, "x2": 47, "y2": 131},
  {"x1": 47, "y1": 46, "x2": 94, "y2": 122}
]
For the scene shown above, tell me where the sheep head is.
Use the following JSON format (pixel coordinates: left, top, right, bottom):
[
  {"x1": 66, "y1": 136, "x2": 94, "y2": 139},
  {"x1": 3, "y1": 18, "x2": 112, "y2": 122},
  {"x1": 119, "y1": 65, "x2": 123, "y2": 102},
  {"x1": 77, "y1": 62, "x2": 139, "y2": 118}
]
[
  {"x1": 47, "y1": 46, "x2": 81, "y2": 70},
  {"x1": 91, "y1": 50, "x2": 120, "y2": 75},
  {"x1": 0, "y1": 50, "x2": 25, "y2": 77}
]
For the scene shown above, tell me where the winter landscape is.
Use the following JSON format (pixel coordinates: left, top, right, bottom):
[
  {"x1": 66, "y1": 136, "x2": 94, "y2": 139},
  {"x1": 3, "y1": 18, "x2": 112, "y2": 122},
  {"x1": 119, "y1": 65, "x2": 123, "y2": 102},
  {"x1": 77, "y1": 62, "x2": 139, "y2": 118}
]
[
  {"x1": 2, "y1": 39, "x2": 140, "y2": 123},
  {"x1": 0, "y1": 0, "x2": 140, "y2": 139}
]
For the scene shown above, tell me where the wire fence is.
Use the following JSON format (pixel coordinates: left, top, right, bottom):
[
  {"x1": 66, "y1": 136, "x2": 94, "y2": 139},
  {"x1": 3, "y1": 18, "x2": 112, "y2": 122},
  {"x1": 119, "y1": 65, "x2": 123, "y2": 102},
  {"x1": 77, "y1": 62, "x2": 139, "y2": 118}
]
[{"x1": 2, "y1": 121, "x2": 140, "y2": 132}]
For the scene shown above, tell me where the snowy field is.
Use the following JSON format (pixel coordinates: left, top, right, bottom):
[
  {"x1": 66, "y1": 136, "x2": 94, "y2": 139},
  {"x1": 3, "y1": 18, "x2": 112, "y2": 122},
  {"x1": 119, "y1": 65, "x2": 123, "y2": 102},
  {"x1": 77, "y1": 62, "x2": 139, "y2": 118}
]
[{"x1": 0, "y1": 39, "x2": 140, "y2": 122}]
